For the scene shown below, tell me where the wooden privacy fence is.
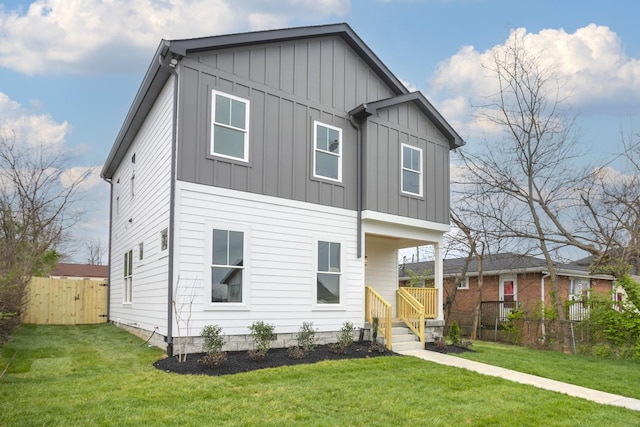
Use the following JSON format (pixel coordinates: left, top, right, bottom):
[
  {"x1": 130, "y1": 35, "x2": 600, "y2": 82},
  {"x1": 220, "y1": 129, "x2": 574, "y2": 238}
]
[{"x1": 22, "y1": 277, "x2": 108, "y2": 325}]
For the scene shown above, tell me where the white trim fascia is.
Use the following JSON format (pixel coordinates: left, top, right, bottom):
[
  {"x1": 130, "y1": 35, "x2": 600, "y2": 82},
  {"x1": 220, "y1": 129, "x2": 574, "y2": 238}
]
[
  {"x1": 362, "y1": 210, "x2": 448, "y2": 243},
  {"x1": 177, "y1": 180, "x2": 357, "y2": 219}
]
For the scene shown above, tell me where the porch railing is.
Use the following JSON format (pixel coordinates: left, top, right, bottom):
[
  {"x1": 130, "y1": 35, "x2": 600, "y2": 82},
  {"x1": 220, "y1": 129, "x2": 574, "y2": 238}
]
[
  {"x1": 365, "y1": 286, "x2": 392, "y2": 350},
  {"x1": 397, "y1": 287, "x2": 425, "y2": 345},
  {"x1": 403, "y1": 287, "x2": 438, "y2": 318}
]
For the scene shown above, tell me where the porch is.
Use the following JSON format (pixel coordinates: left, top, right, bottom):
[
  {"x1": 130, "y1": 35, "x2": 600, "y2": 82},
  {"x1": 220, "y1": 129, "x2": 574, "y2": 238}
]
[{"x1": 365, "y1": 286, "x2": 440, "y2": 350}]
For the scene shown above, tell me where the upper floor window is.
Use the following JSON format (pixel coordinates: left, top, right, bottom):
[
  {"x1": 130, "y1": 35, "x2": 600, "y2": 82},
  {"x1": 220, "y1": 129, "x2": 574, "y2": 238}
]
[
  {"x1": 401, "y1": 144, "x2": 422, "y2": 196},
  {"x1": 211, "y1": 90, "x2": 249, "y2": 162},
  {"x1": 313, "y1": 121, "x2": 342, "y2": 182},
  {"x1": 457, "y1": 277, "x2": 469, "y2": 290},
  {"x1": 317, "y1": 240, "x2": 341, "y2": 304},
  {"x1": 210, "y1": 229, "x2": 245, "y2": 303}
]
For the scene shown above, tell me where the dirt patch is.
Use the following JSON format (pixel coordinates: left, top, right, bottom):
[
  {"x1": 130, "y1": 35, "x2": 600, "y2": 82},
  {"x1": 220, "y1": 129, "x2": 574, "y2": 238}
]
[{"x1": 154, "y1": 342, "x2": 399, "y2": 376}]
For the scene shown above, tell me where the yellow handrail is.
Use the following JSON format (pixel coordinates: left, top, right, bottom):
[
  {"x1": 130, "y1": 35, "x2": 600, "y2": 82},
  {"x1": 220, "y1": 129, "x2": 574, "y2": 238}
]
[
  {"x1": 365, "y1": 286, "x2": 392, "y2": 350},
  {"x1": 404, "y1": 287, "x2": 438, "y2": 318},
  {"x1": 397, "y1": 287, "x2": 425, "y2": 345}
]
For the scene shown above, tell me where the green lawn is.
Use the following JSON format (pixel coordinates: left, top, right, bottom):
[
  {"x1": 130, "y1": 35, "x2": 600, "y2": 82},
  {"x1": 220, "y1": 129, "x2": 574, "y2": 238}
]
[
  {"x1": 454, "y1": 340, "x2": 640, "y2": 400},
  {"x1": 1, "y1": 324, "x2": 638, "y2": 426}
]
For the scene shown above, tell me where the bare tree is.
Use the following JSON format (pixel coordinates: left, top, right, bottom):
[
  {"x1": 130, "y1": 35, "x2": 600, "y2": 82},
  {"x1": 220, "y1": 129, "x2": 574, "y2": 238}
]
[
  {"x1": 0, "y1": 132, "x2": 87, "y2": 343},
  {"x1": 85, "y1": 238, "x2": 106, "y2": 265},
  {"x1": 456, "y1": 34, "x2": 594, "y2": 352},
  {"x1": 578, "y1": 135, "x2": 640, "y2": 276}
]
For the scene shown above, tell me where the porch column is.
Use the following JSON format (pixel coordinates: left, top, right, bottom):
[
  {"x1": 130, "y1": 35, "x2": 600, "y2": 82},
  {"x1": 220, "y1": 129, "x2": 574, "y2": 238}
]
[{"x1": 434, "y1": 243, "x2": 444, "y2": 321}]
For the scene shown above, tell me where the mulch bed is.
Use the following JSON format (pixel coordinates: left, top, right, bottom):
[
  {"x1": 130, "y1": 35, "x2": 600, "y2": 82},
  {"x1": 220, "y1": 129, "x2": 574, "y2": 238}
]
[
  {"x1": 153, "y1": 342, "x2": 399, "y2": 376},
  {"x1": 424, "y1": 342, "x2": 475, "y2": 354}
]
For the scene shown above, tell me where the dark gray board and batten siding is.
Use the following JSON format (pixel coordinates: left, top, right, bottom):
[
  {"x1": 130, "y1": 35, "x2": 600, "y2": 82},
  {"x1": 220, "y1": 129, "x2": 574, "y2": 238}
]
[{"x1": 175, "y1": 35, "x2": 450, "y2": 224}]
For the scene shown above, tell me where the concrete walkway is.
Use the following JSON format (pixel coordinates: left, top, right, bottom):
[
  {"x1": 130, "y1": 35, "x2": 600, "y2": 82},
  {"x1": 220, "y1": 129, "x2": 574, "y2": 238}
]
[{"x1": 397, "y1": 349, "x2": 640, "y2": 412}]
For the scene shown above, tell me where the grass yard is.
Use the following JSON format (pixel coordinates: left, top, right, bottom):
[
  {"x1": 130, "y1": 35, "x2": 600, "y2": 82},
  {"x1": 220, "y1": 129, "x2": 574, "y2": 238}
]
[
  {"x1": 1, "y1": 324, "x2": 639, "y2": 426},
  {"x1": 454, "y1": 340, "x2": 640, "y2": 400}
]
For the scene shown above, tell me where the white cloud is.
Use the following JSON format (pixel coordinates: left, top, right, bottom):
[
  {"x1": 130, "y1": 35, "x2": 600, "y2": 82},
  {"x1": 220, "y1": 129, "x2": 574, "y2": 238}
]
[
  {"x1": 60, "y1": 165, "x2": 105, "y2": 191},
  {"x1": 429, "y1": 25, "x2": 640, "y2": 136},
  {"x1": 0, "y1": 92, "x2": 69, "y2": 147},
  {"x1": 0, "y1": 0, "x2": 351, "y2": 75}
]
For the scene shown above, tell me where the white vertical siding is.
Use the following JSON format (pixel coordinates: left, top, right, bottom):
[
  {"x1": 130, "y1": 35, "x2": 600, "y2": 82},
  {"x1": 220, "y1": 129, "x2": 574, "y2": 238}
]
[
  {"x1": 173, "y1": 180, "x2": 364, "y2": 336},
  {"x1": 109, "y1": 79, "x2": 174, "y2": 335}
]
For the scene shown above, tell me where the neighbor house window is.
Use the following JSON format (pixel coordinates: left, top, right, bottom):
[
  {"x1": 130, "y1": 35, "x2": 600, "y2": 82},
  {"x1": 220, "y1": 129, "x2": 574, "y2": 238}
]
[
  {"x1": 313, "y1": 121, "x2": 342, "y2": 181},
  {"x1": 211, "y1": 90, "x2": 249, "y2": 161},
  {"x1": 138, "y1": 242, "x2": 144, "y2": 261},
  {"x1": 123, "y1": 250, "x2": 133, "y2": 303},
  {"x1": 457, "y1": 277, "x2": 469, "y2": 290},
  {"x1": 570, "y1": 278, "x2": 590, "y2": 300},
  {"x1": 160, "y1": 228, "x2": 168, "y2": 252},
  {"x1": 401, "y1": 143, "x2": 422, "y2": 196},
  {"x1": 210, "y1": 229, "x2": 244, "y2": 303},
  {"x1": 317, "y1": 241, "x2": 341, "y2": 304}
]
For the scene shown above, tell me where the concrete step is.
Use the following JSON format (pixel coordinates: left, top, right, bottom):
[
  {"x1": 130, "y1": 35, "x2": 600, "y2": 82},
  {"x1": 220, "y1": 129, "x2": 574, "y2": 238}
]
[{"x1": 391, "y1": 340, "x2": 423, "y2": 352}]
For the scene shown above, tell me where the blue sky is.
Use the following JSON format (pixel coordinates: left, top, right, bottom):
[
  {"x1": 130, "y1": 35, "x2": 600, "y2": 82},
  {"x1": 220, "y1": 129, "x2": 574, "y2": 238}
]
[{"x1": 0, "y1": 0, "x2": 638, "y2": 262}]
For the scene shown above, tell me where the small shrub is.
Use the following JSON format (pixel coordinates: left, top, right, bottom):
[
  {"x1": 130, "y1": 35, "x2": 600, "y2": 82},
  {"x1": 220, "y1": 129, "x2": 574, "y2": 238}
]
[
  {"x1": 369, "y1": 316, "x2": 386, "y2": 353},
  {"x1": 199, "y1": 325, "x2": 227, "y2": 368},
  {"x1": 448, "y1": 321, "x2": 461, "y2": 346},
  {"x1": 331, "y1": 321, "x2": 355, "y2": 354},
  {"x1": 200, "y1": 352, "x2": 228, "y2": 368},
  {"x1": 433, "y1": 336, "x2": 448, "y2": 351},
  {"x1": 505, "y1": 309, "x2": 524, "y2": 345},
  {"x1": 201, "y1": 325, "x2": 225, "y2": 354},
  {"x1": 287, "y1": 346, "x2": 307, "y2": 360},
  {"x1": 248, "y1": 321, "x2": 276, "y2": 361},
  {"x1": 296, "y1": 322, "x2": 317, "y2": 352}
]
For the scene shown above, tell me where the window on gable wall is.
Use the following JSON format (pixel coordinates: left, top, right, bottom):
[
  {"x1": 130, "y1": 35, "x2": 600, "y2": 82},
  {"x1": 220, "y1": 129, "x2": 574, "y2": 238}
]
[
  {"x1": 160, "y1": 228, "x2": 168, "y2": 252},
  {"x1": 123, "y1": 250, "x2": 133, "y2": 303},
  {"x1": 317, "y1": 240, "x2": 341, "y2": 304},
  {"x1": 211, "y1": 90, "x2": 249, "y2": 162},
  {"x1": 401, "y1": 143, "x2": 423, "y2": 196},
  {"x1": 313, "y1": 121, "x2": 342, "y2": 182},
  {"x1": 210, "y1": 229, "x2": 244, "y2": 303}
]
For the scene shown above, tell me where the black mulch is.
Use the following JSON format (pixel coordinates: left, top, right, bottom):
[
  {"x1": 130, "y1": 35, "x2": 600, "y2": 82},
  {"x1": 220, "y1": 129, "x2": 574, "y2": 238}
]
[
  {"x1": 153, "y1": 342, "x2": 399, "y2": 376},
  {"x1": 424, "y1": 342, "x2": 475, "y2": 354}
]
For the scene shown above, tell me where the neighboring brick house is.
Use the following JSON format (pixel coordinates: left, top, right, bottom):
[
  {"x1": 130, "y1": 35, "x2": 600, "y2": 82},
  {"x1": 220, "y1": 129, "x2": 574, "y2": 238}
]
[
  {"x1": 101, "y1": 23, "x2": 464, "y2": 355},
  {"x1": 49, "y1": 263, "x2": 109, "y2": 281},
  {"x1": 399, "y1": 253, "x2": 615, "y2": 335}
]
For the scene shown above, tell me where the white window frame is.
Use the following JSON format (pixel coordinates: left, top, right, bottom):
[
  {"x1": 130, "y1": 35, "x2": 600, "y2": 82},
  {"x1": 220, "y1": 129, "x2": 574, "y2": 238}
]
[
  {"x1": 313, "y1": 121, "x2": 343, "y2": 182},
  {"x1": 210, "y1": 90, "x2": 250, "y2": 162},
  {"x1": 205, "y1": 224, "x2": 250, "y2": 309},
  {"x1": 569, "y1": 278, "x2": 590, "y2": 300},
  {"x1": 401, "y1": 143, "x2": 423, "y2": 196},
  {"x1": 457, "y1": 276, "x2": 469, "y2": 290},
  {"x1": 123, "y1": 249, "x2": 133, "y2": 304},
  {"x1": 314, "y1": 239, "x2": 344, "y2": 307}
]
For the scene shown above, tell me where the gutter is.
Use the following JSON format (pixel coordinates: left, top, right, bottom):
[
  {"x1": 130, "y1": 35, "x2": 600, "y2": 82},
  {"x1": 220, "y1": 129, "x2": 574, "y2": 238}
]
[
  {"x1": 348, "y1": 112, "x2": 364, "y2": 258},
  {"x1": 158, "y1": 52, "x2": 180, "y2": 357},
  {"x1": 105, "y1": 177, "x2": 113, "y2": 322}
]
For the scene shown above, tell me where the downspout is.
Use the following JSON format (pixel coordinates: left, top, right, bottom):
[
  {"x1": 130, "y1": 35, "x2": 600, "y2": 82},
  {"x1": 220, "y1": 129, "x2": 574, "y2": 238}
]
[
  {"x1": 348, "y1": 114, "x2": 363, "y2": 259},
  {"x1": 540, "y1": 271, "x2": 550, "y2": 338},
  {"x1": 159, "y1": 54, "x2": 180, "y2": 357},
  {"x1": 105, "y1": 177, "x2": 113, "y2": 322}
]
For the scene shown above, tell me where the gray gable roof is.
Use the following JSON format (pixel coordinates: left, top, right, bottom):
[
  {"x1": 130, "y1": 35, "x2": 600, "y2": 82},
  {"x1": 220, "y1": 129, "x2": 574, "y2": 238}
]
[
  {"x1": 399, "y1": 252, "x2": 609, "y2": 280},
  {"x1": 102, "y1": 23, "x2": 464, "y2": 179}
]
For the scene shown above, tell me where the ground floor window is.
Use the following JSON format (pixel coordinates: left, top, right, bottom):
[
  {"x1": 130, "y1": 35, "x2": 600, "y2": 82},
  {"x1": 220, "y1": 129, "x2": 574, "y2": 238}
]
[
  {"x1": 210, "y1": 229, "x2": 244, "y2": 303},
  {"x1": 123, "y1": 249, "x2": 133, "y2": 303},
  {"x1": 317, "y1": 240, "x2": 341, "y2": 304}
]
